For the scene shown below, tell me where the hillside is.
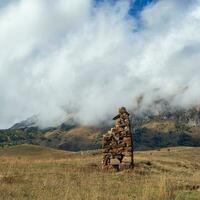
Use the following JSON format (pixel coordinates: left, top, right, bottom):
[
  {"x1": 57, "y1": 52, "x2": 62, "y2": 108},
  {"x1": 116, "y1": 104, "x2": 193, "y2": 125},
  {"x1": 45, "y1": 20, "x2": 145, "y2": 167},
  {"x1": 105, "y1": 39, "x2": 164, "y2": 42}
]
[
  {"x1": 0, "y1": 126, "x2": 103, "y2": 151},
  {"x1": 134, "y1": 119, "x2": 200, "y2": 150},
  {"x1": 0, "y1": 106, "x2": 200, "y2": 151},
  {"x1": 35, "y1": 127, "x2": 103, "y2": 151},
  {"x1": 0, "y1": 145, "x2": 199, "y2": 200}
]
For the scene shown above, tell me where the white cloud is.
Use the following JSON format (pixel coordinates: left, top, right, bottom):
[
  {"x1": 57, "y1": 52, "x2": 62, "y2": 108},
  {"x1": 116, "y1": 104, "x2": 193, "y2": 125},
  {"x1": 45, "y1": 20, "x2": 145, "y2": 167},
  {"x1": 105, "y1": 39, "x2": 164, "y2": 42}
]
[{"x1": 0, "y1": 0, "x2": 200, "y2": 128}]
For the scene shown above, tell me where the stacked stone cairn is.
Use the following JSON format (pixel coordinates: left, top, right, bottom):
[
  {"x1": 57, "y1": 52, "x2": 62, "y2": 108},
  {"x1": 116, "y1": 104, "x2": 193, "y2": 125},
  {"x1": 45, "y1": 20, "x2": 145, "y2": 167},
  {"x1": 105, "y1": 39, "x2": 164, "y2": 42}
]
[{"x1": 102, "y1": 107, "x2": 134, "y2": 170}]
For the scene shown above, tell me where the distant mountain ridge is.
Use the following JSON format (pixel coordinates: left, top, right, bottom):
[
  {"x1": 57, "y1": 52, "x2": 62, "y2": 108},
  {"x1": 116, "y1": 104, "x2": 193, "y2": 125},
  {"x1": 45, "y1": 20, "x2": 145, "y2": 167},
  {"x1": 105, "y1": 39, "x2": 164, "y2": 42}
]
[
  {"x1": 1, "y1": 104, "x2": 200, "y2": 151},
  {"x1": 10, "y1": 115, "x2": 39, "y2": 130}
]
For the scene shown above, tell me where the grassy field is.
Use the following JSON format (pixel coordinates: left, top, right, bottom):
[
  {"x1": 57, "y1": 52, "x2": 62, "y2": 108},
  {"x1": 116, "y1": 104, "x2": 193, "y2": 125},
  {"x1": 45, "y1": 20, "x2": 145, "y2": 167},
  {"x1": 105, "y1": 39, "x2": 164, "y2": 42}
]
[{"x1": 0, "y1": 145, "x2": 199, "y2": 200}]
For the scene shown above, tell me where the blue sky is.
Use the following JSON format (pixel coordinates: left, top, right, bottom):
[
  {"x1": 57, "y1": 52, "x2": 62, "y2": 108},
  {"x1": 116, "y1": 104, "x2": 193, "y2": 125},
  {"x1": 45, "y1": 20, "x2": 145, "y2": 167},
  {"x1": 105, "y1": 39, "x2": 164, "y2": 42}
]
[
  {"x1": 94, "y1": 0, "x2": 155, "y2": 16},
  {"x1": 129, "y1": 0, "x2": 155, "y2": 16}
]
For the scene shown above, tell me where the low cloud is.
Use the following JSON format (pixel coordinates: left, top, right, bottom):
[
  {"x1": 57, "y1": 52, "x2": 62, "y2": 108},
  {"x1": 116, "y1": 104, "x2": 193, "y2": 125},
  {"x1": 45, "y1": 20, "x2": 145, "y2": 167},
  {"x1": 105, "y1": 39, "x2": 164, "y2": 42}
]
[{"x1": 0, "y1": 0, "x2": 200, "y2": 128}]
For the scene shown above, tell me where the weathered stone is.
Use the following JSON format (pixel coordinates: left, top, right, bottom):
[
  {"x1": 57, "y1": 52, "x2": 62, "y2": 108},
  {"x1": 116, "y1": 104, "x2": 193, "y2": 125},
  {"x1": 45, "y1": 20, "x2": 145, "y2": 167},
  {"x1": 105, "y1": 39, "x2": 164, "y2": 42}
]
[{"x1": 102, "y1": 107, "x2": 134, "y2": 170}]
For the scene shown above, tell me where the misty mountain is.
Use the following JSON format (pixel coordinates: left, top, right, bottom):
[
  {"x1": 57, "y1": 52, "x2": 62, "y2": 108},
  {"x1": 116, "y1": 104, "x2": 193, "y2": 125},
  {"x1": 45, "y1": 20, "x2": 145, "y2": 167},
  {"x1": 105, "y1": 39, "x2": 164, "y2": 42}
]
[
  {"x1": 10, "y1": 115, "x2": 39, "y2": 130},
  {"x1": 0, "y1": 103, "x2": 200, "y2": 151}
]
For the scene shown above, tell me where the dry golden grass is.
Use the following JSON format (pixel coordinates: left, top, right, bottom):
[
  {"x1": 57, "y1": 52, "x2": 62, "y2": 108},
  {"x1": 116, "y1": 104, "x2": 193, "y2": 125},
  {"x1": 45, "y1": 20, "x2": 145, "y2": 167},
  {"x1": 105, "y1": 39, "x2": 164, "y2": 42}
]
[{"x1": 0, "y1": 144, "x2": 199, "y2": 200}]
